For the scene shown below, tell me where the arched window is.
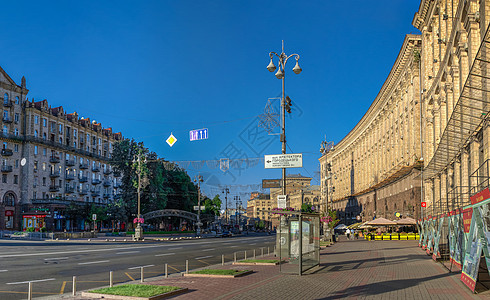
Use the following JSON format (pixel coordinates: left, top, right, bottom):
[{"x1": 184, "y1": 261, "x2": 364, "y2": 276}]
[
  {"x1": 14, "y1": 128, "x2": 18, "y2": 136},
  {"x1": 3, "y1": 192, "x2": 15, "y2": 206}
]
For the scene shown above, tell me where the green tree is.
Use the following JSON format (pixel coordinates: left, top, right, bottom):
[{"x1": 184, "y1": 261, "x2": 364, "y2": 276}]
[{"x1": 203, "y1": 194, "x2": 221, "y2": 216}]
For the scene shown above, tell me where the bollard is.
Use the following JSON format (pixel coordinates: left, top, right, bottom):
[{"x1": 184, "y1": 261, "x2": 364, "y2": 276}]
[
  {"x1": 244, "y1": 250, "x2": 247, "y2": 260},
  {"x1": 110, "y1": 271, "x2": 113, "y2": 287},
  {"x1": 72, "y1": 276, "x2": 76, "y2": 296},
  {"x1": 186, "y1": 260, "x2": 189, "y2": 274},
  {"x1": 261, "y1": 248, "x2": 264, "y2": 257},
  {"x1": 234, "y1": 252, "x2": 237, "y2": 262},
  {"x1": 165, "y1": 263, "x2": 168, "y2": 278},
  {"x1": 268, "y1": 247, "x2": 270, "y2": 255},
  {"x1": 141, "y1": 267, "x2": 144, "y2": 282},
  {"x1": 254, "y1": 249, "x2": 256, "y2": 259},
  {"x1": 28, "y1": 282, "x2": 32, "y2": 300},
  {"x1": 274, "y1": 246, "x2": 276, "y2": 255},
  {"x1": 222, "y1": 254, "x2": 224, "y2": 266}
]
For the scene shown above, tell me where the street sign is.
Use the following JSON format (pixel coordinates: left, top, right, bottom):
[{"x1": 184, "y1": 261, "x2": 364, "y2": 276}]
[
  {"x1": 356, "y1": 215, "x2": 361, "y2": 221},
  {"x1": 421, "y1": 202, "x2": 427, "y2": 208},
  {"x1": 264, "y1": 153, "x2": 302, "y2": 169},
  {"x1": 262, "y1": 179, "x2": 281, "y2": 188},
  {"x1": 166, "y1": 133, "x2": 177, "y2": 147},
  {"x1": 193, "y1": 206, "x2": 206, "y2": 210},
  {"x1": 189, "y1": 128, "x2": 208, "y2": 141},
  {"x1": 92, "y1": 214, "x2": 97, "y2": 221},
  {"x1": 277, "y1": 195, "x2": 287, "y2": 209}
]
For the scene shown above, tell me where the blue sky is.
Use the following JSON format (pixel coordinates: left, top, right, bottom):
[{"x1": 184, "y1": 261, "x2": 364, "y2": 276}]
[{"x1": 0, "y1": 1, "x2": 420, "y2": 201}]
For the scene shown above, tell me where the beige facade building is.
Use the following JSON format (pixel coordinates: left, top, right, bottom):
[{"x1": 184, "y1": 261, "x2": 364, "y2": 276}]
[
  {"x1": 320, "y1": 0, "x2": 490, "y2": 224},
  {"x1": 0, "y1": 66, "x2": 122, "y2": 231},
  {"x1": 247, "y1": 192, "x2": 272, "y2": 223}
]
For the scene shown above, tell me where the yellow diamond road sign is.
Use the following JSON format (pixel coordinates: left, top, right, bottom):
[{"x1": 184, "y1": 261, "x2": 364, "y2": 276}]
[{"x1": 166, "y1": 134, "x2": 177, "y2": 147}]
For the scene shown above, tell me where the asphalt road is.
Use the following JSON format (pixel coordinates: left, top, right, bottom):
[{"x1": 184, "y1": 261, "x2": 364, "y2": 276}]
[{"x1": 0, "y1": 234, "x2": 276, "y2": 299}]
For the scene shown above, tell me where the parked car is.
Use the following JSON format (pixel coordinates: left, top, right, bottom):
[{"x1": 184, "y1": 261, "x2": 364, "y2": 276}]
[{"x1": 221, "y1": 231, "x2": 232, "y2": 237}]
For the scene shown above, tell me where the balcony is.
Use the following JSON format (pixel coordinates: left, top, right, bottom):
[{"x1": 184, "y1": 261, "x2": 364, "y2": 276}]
[
  {"x1": 65, "y1": 173, "x2": 75, "y2": 180},
  {"x1": 79, "y1": 163, "x2": 88, "y2": 169},
  {"x1": 49, "y1": 185, "x2": 60, "y2": 192},
  {"x1": 1, "y1": 165, "x2": 12, "y2": 173},
  {"x1": 65, "y1": 186, "x2": 75, "y2": 194},
  {"x1": 49, "y1": 171, "x2": 61, "y2": 178},
  {"x1": 1, "y1": 149, "x2": 13, "y2": 156},
  {"x1": 50, "y1": 155, "x2": 60, "y2": 163},
  {"x1": 103, "y1": 168, "x2": 112, "y2": 175},
  {"x1": 79, "y1": 176, "x2": 88, "y2": 183},
  {"x1": 79, "y1": 188, "x2": 89, "y2": 195},
  {"x1": 92, "y1": 178, "x2": 101, "y2": 185},
  {"x1": 92, "y1": 165, "x2": 100, "y2": 172},
  {"x1": 2, "y1": 116, "x2": 12, "y2": 123},
  {"x1": 3, "y1": 100, "x2": 12, "y2": 107},
  {"x1": 103, "y1": 180, "x2": 112, "y2": 187},
  {"x1": 91, "y1": 190, "x2": 100, "y2": 196},
  {"x1": 65, "y1": 159, "x2": 75, "y2": 166}
]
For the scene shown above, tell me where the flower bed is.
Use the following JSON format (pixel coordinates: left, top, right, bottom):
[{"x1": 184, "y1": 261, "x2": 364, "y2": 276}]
[{"x1": 82, "y1": 284, "x2": 188, "y2": 300}]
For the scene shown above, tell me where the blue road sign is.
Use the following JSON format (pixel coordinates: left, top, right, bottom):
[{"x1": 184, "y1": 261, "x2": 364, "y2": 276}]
[{"x1": 190, "y1": 128, "x2": 209, "y2": 141}]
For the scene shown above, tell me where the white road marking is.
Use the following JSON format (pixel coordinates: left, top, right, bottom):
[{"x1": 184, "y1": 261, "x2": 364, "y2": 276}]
[
  {"x1": 7, "y1": 278, "x2": 55, "y2": 285},
  {"x1": 155, "y1": 253, "x2": 175, "y2": 257},
  {"x1": 116, "y1": 251, "x2": 140, "y2": 255},
  {"x1": 195, "y1": 255, "x2": 213, "y2": 260},
  {"x1": 230, "y1": 246, "x2": 238, "y2": 248},
  {"x1": 0, "y1": 270, "x2": 7, "y2": 272},
  {"x1": 168, "y1": 247, "x2": 183, "y2": 250},
  {"x1": 249, "y1": 243, "x2": 257, "y2": 245},
  {"x1": 78, "y1": 260, "x2": 109, "y2": 265},
  {"x1": 44, "y1": 257, "x2": 69, "y2": 260},
  {"x1": 0, "y1": 241, "x2": 213, "y2": 258},
  {"x1": 202, "y1": 248, "x2": 215, "y2": 252},
  {"x1": 128, "y1": 264, "x2": 154, "y2": 270}
]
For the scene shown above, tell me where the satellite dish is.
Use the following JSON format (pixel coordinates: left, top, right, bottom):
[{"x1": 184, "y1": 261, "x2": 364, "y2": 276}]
[{"x1": 21, "y1": 158, "x2": 26, "y2": 166}]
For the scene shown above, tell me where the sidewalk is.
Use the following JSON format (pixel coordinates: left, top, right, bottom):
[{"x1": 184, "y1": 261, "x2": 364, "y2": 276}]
[{"x1": 44, "y1": 237, "x2": 489, "y2": 299}]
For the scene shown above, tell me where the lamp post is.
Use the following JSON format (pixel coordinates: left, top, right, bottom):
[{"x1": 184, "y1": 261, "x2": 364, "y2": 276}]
[
  {"x1": 222, "y1": 187, "x2": 229, "y2": 226},
  {"x1": 194, "y1": 175, "x2": 203, "y2": 236},
  {"x1": 133, "y1": 151, "x2": 146, "y2": 241},
  {"x1": 267, "y1": 41, "x2": 302, "y2": 198},
  {"x1": 320, "y1": 140, "x2": 334, "y2": 214}
]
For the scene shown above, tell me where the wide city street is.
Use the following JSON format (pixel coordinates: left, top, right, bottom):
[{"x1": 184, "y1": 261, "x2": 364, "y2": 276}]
[{"x1": 0, "y1": 234, "x2": 274, "y2": 299}]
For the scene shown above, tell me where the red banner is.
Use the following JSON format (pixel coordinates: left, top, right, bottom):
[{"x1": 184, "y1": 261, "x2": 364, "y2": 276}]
[
  {"x1": 470, "y1": 187, "x2": 490, "y2": 205},
  {"x1": 461, "y1": 272, "x2": 477, "y2": 292},
  {"x1": 462, "y1": 208, "x2": 473, "y2": 233},
  {"x1": 5, "y1": 210, "x2": 13, "y2": 216}
]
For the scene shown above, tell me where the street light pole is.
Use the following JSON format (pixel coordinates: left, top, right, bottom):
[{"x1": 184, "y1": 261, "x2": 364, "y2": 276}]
[
  {"x1": 133, "y1": 151, "x2": 146, "y2": 241},
  {"x1": 222, "y1": 187, "x2": 229, "y2": 226},
  {"x1": 267, "y1": 41, "x2": 302, "y2": 200},
  {"x1": 194, "y1": 175, "x2": 203, "y2": 236}
]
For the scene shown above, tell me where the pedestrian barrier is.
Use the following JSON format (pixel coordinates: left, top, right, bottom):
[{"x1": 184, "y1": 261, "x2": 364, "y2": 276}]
[{"x1": 365, "y1": 233, "x2": 419, "y2": 241}]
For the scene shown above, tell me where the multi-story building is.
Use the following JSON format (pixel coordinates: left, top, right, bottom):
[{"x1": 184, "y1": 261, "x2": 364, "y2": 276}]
[
  {"x1": 247, "y1": 192, "x2": 272, "y2": 223},
  {"x1": 0, "y1": 66, "x2": 122, "y2": 231},
  {"x1": 319, "y1": 0, "x2": 490, "y2": 224}
]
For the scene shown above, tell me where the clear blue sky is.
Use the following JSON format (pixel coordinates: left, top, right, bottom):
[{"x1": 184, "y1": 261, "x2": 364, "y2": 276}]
[{"x1": 0, "y1": 1, "x2": 420, "y2": 201}]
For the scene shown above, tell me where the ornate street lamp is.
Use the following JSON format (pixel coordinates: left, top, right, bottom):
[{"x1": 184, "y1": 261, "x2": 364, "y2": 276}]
[{"x1": 267, "y1": 41, "x2": 302, "y2": 198}]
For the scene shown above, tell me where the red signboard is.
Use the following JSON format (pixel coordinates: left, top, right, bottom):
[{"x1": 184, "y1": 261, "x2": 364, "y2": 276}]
[
  {"x1": 461, "y1": 272, "x2": 477, "y2": 292},
  {"x1": 421, "y1": 202, "x2": 427, "y2": 207},
  {"x1": 22, "y1": 215, "x2": 46, "y2": 218},
  {"x1": 462, "y1": 208, "x2": 473, "y2": 233},
  {"x1": 470, "y1": 187, "x2": 490, "y2": 205},
  {"x1": 5, "y1": 210, "x2": 13, "y2": 216}
]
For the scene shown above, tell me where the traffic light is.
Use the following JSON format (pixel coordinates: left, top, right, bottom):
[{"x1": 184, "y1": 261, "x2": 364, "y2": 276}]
[{"x1": 285, "y1": 96, "x2": 292, "y2": 113}]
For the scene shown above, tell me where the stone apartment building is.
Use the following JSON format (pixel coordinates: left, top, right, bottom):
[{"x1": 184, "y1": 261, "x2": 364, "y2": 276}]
[
  {"x1": 320, "y1": 0, "x2": 490, "y2": 224},
  {"x1": 0, "y1": 66, "x2": 122, "y2": 231}
]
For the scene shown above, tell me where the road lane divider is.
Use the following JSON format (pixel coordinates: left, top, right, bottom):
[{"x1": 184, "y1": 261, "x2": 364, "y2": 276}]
[
  {"x1": 155, "y1": 252, "x2": 175, "y2": 257},
  {"x1": 77, "y1": 260, "x2": 109, "y2": 265},
  {"x1": 116, "y1": 251, "x2": 140, "y2": 255},
  {"x1": 201, "y1": 248, "x2": 215, "y2": 252}
]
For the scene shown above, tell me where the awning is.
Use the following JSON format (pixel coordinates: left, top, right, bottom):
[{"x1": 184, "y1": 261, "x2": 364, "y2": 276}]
[
  {"x1": 424, "y1": 23, "x2": 490, "y2": 179},
  {"x1": 366, "y1": 217, "x2": 396, "y2": 226},
  {"x1": 395, "y1": 217, "x2": 417, "y2": 225}
]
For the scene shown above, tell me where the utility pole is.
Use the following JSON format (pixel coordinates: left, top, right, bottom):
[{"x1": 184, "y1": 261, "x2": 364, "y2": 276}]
[
  {"x1": 222, "y1": 187, "x2": 229, "y2": 226},
  {"x1": 133, "y1": 151, "x2": 145, "y2": 241},
  {"x1": 194, "y1": 175, "x2": 203, "y2": 236}
]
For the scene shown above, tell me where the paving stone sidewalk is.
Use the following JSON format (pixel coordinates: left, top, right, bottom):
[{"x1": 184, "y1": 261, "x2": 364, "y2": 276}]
[{"x1": 42, "y1": 237, "x2": 489, "y2": 299}]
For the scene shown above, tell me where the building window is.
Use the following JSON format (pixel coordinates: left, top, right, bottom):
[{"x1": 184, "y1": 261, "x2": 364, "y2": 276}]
[
  {"x1": 34, "y1": 161, "x2": 38, "y2": 172},
  {"x1": 2, "y1": 174, "x2": 7, "y2": 183},
  {"x1": 2, "y1": 126, "x2": 6, "y2": 135},
  {"x1": 34, "y1": 115, "x2": 39, "y2": 124},
  {"x1": 15, "y1": 96, "x2": 19, "y2": 104},
  {"x1": 43, "y1": 118, "x2": 47, "y2": 127},
  {"x1": 14, "y1": 175, "x2": 18, "y2": 184},
  {"x1": 42, "y1": 177, "x2": 46, "y2": 186},
  {"x1": 14, "y1": 128, "x2": 18, "y2": 136},
  {"x1": 74, "y1": 129, "x2": 77, "y2": 138},
  {"x1": 14, "y1": 144, "x2": 18, "y2": 152},
  {"x1": 42, "y1": 162, "x2": 46, "y2": 171},
  {"x1": 33, "y1": 191, "x2": 37, "y2": 199},
  {"x1": 43, "y1": 148, "x2": 46, "y2": 156},
  {"x1": 59, "y1": 124, "x2": 63, "y2": 134},
  {"x1": 14, "y1": 113, "x2": 19, "y2": 123},
  {"x1": 74, "y1": 141, "x2": 77, "y2": 148},
  {"x1": 34, "y1": 145, "x2": 38, "y2": 155},
  {"x1": 3, "y1": 93, "x2": 8, "y2": 102},
  {"x1": 43, "y1": 132, "x2": 47, "y2": 140},
  {"x1": 59, "y1": 137, "x2": 62, "y2": 144}
]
